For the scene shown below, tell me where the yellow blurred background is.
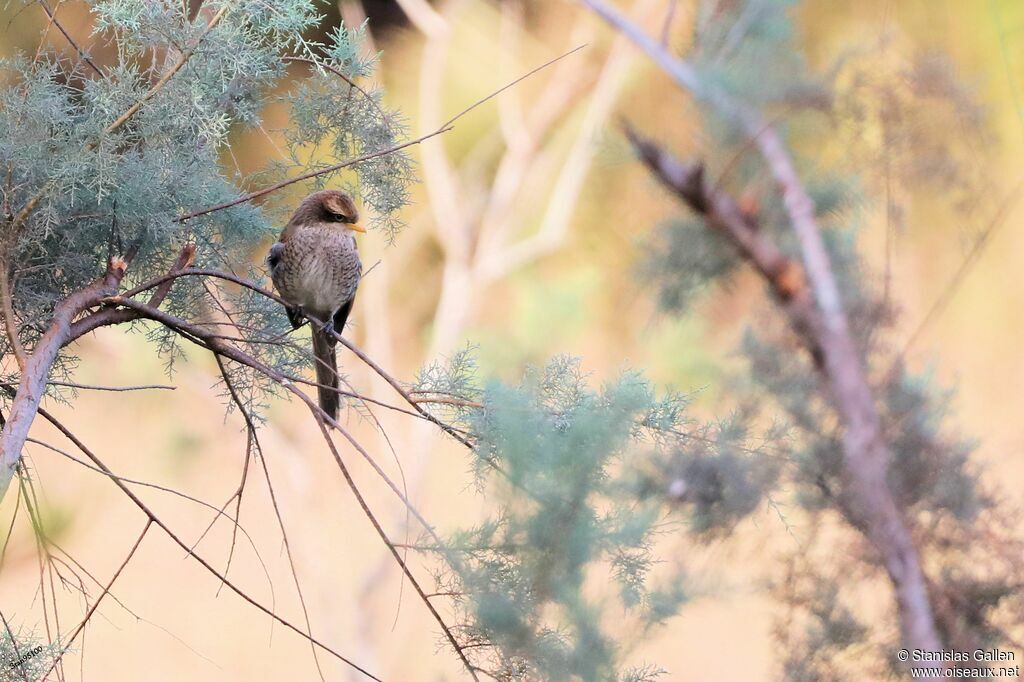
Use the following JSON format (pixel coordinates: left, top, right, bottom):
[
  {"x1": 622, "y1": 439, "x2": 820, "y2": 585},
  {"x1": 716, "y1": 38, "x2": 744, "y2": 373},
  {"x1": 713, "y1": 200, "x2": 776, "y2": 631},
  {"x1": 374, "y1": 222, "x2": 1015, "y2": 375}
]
[{"x1": 1, "y1": 1, "x2": 1022, "y2": 679}]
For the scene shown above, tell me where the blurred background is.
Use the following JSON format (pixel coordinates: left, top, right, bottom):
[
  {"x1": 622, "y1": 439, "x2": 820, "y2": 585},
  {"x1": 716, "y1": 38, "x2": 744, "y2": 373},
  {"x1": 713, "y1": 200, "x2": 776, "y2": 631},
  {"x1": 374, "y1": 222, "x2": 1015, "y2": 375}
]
[{"x1": 1, "y1": 0, "x2": 1022, "y2": 679}]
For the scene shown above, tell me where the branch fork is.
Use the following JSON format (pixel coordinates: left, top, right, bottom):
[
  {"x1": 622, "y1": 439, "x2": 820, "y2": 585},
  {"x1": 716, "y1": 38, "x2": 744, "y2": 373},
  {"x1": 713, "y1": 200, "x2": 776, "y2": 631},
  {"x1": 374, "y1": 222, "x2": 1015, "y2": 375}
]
[{"x1": 0, "y1": 252, "x2": 133, "y2": 500}]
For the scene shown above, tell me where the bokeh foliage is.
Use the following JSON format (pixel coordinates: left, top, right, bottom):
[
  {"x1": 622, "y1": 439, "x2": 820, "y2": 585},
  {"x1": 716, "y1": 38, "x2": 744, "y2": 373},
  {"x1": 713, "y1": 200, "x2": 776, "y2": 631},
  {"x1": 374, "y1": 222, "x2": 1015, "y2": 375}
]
[
  {"x1": 413, "y1": 354, "x2": 779, "y2": 680},
  {"x1": 643, "y1": 0, "x2": 1023, "y2": 677}
]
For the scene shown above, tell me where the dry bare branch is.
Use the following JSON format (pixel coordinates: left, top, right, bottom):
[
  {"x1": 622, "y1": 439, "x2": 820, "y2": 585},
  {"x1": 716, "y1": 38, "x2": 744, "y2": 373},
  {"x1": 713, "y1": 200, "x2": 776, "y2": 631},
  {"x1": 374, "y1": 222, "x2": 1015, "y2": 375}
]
[
  {"x1": 585, "y1": 0, "x2": 944, "y2": 661},
  {"x1": 623, "y1": 122, "x2": 943, "y2": 665}
]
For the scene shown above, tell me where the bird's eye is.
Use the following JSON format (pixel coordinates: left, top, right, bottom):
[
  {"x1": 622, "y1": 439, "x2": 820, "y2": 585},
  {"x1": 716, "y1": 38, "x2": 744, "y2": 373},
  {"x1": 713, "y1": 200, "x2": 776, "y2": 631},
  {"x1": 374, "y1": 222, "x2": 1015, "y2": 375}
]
[{"x1": 328, "y1": 212, "x2": 351, "y2": 223}]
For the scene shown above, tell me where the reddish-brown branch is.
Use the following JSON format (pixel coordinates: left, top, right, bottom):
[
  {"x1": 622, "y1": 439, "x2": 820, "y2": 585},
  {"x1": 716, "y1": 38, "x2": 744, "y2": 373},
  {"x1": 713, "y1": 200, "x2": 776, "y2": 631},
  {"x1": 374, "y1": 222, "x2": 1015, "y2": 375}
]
[
  {"x1": 0, "y1": 256, "x2": 128, "y2": 501},
  {"x1": 623, "y1": 126, "x2": 825, "y2": 362},
  {"x1": 28, "y1": 380, "x2": 174, "y2": 392},
  {"x1": 65, "y1": 255, "x2": 209, "y2": 345},
  {"x1": 147, "y1": 243, "x2": 196, "y2": 307},
  {"x1": 120, "y1": 267, "x2": 290, "y2": 306}
]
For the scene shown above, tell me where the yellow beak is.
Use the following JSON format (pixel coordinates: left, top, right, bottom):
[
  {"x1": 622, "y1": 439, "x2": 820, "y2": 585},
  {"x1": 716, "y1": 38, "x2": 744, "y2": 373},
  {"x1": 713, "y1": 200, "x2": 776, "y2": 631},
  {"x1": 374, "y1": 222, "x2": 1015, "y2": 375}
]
[{"x1": 350, "y1": 223, "x2": 366, "y2": 234}]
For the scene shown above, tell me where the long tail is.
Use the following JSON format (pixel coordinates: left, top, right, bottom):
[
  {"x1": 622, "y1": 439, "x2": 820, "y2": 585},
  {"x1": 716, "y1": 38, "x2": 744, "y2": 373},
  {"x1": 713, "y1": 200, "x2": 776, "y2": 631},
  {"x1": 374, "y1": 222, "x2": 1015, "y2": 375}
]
[{"x1": 311, "y1": 327, "x2": 339, "y2": 420}]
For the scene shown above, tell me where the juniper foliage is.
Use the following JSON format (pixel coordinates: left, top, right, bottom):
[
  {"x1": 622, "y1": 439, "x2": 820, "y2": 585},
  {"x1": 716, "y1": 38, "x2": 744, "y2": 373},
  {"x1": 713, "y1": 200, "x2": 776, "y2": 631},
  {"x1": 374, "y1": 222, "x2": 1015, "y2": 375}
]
[
  {"x1": 0, "y1": 628, "x2": 62, "y2": 682},
  {"x1": 0, "y1": 0, "x2": 410, "y2": 409},
  {"x1": 414, "y1": 355, "x2": 779, "y2": 680}
]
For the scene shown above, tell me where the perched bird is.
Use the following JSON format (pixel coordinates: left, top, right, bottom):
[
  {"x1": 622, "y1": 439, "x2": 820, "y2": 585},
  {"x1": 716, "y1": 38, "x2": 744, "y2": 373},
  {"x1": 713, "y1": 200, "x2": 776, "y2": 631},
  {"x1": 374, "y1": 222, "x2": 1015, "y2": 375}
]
[{"x1": 267, "y1": 190, "x2": 364, "y2": 419}]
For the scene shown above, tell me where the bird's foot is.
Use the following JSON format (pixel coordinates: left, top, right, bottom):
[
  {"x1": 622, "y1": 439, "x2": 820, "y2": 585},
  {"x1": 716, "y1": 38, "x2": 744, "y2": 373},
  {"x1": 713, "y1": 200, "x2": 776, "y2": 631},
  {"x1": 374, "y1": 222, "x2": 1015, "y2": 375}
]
[{"x1": 317, "y1": 318, "x2": 335, "y2": 338}]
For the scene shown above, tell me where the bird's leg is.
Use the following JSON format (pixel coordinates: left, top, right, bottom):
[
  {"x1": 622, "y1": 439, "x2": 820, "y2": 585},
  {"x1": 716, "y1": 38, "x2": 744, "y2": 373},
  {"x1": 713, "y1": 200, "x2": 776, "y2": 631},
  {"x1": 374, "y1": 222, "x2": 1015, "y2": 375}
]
[{"x1": 301, "y1": 309, "x2": 335, "y2": 337}]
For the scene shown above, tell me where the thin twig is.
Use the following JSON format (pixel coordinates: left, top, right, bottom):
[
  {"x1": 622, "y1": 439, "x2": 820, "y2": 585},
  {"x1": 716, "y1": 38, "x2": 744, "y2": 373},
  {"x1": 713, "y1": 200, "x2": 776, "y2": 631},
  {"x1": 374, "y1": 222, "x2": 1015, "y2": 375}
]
[
  {"x1": 214, "y1": 354, "x2": 325, "y2": 681},
  {"x1": 660, "y1": 0, "x2": 678, "y2": 46},
  {"x1": 897, "y1": 178, "x2": 1024, "y2": 359},
  {"x1": 175, "y1": 130, "x2": 438, "y2": 222},
  {"x1": 283, "y1": 56, "x2": 391, "y2": 123},
  {"x1": 0, "y1": 261, "x2": 26, "y2": 371},
  {"x1": 311, "y1": 416, "x2": 479, "y2": 681},
  {"x1": 176, "y1": 45, "x2": 586, "y2": 223},
  {"x1": 38, "y1": 0, "x2": 103, "y2": 76},
  {"x1": 2, "y1": 381, "x2": 175, "y2": 392},
  {"x1": 41, "y1": 520, "x2": 152, "y2": 678},
  {"x1": 408, "y1": 395, "x2": 483, "y2": 409},
  {"x1": 31, "y1": 404, "x2": 381, "y2": 681},
  {"x1": 331, "y1": 331, "x2": 475, "y2": 448},
  {"x1": 24, "y1": 436, "x2": 268, "y2": 561}
]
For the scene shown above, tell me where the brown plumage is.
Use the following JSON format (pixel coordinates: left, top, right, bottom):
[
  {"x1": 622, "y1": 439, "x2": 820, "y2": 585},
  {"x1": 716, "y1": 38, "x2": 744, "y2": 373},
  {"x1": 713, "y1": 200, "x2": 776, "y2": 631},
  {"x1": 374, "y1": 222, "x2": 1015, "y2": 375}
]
[{"x1": 268, "y1": 190, "x2": 364, "y2": 419}]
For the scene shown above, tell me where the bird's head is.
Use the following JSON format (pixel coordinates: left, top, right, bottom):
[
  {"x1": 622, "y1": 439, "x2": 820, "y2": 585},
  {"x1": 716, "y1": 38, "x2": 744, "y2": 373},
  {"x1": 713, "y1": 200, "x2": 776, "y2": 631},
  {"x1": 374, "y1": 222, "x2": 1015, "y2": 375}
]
[{"x1": 292, "y1": 190, "x2": 366, "y2": 233}]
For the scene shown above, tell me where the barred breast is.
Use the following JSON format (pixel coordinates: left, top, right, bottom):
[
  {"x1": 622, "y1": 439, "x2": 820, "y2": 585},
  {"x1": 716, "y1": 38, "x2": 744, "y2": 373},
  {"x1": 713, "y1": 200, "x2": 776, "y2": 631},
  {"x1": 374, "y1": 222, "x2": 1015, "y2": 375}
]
[{"x1": 270, "y1": 225, "x2": 361, "y2": 319}]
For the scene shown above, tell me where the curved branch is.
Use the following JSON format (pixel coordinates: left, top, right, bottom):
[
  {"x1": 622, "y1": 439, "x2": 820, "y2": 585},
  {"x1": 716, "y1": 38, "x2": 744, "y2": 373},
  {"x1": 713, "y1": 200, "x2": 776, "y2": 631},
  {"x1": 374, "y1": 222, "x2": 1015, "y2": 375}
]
[{"x1": 0, "y1": 257, "x2": 128, "y2": 501}]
